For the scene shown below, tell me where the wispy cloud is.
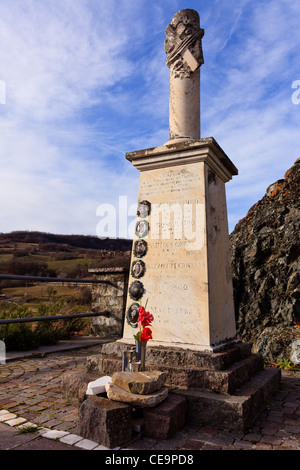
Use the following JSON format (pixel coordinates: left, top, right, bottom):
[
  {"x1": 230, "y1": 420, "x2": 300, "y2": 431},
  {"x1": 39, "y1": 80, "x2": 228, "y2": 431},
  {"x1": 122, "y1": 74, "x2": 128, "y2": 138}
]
[
  {"x1": 0, "y1": 0, "x2": 299, "y2": 236},
  {"x1": 199, "y1": 0, "x2": 300, "y2": 229},
  {"x1": 0, "y1": 1, "x2": 135, "y2": 120}
]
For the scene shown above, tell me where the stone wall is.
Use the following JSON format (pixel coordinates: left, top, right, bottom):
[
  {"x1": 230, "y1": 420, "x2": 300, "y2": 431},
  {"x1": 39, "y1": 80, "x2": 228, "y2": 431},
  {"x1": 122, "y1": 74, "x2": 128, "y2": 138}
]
[{"x1": 89, "y1": 267, "x2": 129, "y2": 338}]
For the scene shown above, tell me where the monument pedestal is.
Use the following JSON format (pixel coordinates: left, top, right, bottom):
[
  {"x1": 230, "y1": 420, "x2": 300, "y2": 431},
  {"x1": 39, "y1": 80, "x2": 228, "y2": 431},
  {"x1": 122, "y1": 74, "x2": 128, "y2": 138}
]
[{"x1": 85, "y1": 340, "x2": 281, "y2": 432}]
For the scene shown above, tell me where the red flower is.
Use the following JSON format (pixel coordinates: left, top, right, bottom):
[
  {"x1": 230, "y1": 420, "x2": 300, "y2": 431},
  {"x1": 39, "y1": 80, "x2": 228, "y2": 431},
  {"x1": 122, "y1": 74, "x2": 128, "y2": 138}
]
[
  {"x1": 137, "y1": 315, "x2": 144, "y2": 329},
  {"x1": 144, "y1": 311, "x2": 154, "y2": 324},
  {"x1": 134, "y1": 300, "x2": 154, "y2": 343},
  {"x1": 137, "y1": 311, "x2": 154, "y2": 329},
  {"x1": 140, "y1": 327, "x2": 152, "y2": 341}
]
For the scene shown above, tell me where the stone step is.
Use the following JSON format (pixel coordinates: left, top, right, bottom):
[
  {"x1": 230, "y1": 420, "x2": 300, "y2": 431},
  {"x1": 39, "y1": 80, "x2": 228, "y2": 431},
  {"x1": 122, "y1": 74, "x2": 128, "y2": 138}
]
[
  {"x1": 86, "y1": 349, "x2": 264, "y2": 394},
  {"x1": 146, "y1": 353, "x2": 264, "y2": 393},
  {"x1": 96, "y1": 340, "x2": 252, "y2": 371},
  {"x1": 173, "y1": 367, "x2": 281, "y2": 432},
  {"x1": 202, "y1": 354, "x2": 264, "y2": 394},
  {"x1": 78, "y1": 396, "x2": 132, "y2": 448}
]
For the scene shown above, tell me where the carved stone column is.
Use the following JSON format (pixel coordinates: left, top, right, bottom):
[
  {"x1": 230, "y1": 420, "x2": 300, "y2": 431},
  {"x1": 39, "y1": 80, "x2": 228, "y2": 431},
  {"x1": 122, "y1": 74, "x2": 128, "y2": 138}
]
[{"x1": 164, "y1": 9, "x2": 204, "y2": 143}]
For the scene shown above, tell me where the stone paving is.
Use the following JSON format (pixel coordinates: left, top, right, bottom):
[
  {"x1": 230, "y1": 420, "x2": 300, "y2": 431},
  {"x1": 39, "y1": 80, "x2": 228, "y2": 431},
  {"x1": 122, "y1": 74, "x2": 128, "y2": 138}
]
[{"x1": 0, "y1": 344, "x2": 299, "y2": 451}]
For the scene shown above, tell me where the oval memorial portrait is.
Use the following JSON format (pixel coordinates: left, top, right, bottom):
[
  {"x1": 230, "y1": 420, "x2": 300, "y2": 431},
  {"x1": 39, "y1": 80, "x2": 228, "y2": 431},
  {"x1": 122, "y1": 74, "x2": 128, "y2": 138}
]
[
  {"x1": 135, "y1": 220, "x2": 149, "y2": 238},
  {"x1": 131, "y1": 260, "x2": 145, "y2": 279},
  {"x1": 126, "y1": 303, "x2": 140, "y2": 328},
  {"x1": 133, "y1": 239, "x2": 147, "y2": 258},
  {"x1": 137, "y1": 200, "x2": 151, "y2": 218},
  {"x1": 129, "y1": 280, "x2": 144, "y2": 301}
]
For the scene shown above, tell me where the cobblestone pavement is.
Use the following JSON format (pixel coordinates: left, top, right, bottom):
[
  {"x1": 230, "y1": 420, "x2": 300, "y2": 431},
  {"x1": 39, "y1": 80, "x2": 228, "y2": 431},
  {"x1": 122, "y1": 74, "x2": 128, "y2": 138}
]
[{"x1": 0, "y1": 345, "x2": 299, "y2": 451}]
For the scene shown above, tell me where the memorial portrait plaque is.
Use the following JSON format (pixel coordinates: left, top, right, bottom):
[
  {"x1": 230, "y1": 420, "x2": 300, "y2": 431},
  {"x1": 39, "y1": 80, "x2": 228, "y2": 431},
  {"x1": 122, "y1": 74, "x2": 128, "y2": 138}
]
[
  {"x1": 133, "y1": 240, "x2": 148, "y2": 258},
  {"x1": 126, "y1": 303, "x2": 140, "y2": 328},
  {"x1": 135, "y1": 220, "x2": 149, "y2": 238},
  {"x1": 137, "y1": 200, "x2": 151, "y2": 218},
  {"x1": 129, "y1": 280, "x2": 144, "y2": 301},
  {"x1": 131, "y1": 260, "x2": 146, "y2": 279}
]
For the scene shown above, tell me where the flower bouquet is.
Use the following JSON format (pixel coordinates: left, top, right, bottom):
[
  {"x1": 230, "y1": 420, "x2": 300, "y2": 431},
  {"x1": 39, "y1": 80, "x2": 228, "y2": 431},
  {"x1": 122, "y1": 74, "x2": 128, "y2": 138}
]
[{"x1": 133, "y1": 300, "x2": 153, "y2": 370}]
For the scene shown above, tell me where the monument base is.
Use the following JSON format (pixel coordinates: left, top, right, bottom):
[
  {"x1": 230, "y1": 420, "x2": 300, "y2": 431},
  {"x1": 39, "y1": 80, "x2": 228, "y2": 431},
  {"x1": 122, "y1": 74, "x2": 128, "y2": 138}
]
[
  {"x1": 117, "y1": 337, "x2": 240, "y2": 353},
  {"x1": 85, "y1": 340, "x2": 281, "y2": 432}
]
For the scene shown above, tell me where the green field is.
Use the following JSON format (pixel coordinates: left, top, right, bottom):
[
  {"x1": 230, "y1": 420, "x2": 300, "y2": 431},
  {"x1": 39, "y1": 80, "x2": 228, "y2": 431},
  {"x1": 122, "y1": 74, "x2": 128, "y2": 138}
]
[
  {"x1": 47, "y1": 257, "x2": 93, "y2": 271},
  {"x1": 0, "y1": 253, "x2": 13, "y2": 262},
  {"x1": 1, "y1": 284, "x2": 84, "y2": 300}
]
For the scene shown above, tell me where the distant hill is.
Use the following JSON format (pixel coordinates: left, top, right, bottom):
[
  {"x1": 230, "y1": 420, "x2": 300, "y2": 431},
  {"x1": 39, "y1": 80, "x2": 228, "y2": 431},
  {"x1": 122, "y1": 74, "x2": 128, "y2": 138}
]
[
  {"x1": 0, "y1": 231, "x2": 132, "y2": 280},
  {"x1": 0, "y1": 231, "x2": 133, "y2": 251}
]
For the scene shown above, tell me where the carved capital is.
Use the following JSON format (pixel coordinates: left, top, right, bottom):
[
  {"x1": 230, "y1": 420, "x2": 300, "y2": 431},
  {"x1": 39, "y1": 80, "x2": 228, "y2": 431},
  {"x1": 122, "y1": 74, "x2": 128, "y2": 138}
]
[{"x1": 165, "y1": 9, "x2": 204, "y2": 78}]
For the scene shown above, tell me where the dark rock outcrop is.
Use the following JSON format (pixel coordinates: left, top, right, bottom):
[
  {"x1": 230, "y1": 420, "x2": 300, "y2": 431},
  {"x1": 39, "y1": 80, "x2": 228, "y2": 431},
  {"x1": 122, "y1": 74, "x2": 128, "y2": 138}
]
[{"x1": 230, "y1": 158, "x2": 300, "y2": 363}]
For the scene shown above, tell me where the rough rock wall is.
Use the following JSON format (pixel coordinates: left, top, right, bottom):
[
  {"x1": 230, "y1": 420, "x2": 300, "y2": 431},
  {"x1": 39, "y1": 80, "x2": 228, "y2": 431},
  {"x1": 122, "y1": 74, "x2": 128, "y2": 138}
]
[
  {"x1": 89, "y1": 268, "x2": 129, "y2": 338},
  {"x1": 230, "y1": 159, "x2": 300, "y2": 363}
]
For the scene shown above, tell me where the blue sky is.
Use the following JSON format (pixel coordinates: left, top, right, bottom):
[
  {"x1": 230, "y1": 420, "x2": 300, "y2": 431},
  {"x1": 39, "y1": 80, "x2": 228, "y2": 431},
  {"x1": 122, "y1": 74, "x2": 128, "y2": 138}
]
[{"x1": 0, "y1": 0, "x2": 299, "y2": 238}]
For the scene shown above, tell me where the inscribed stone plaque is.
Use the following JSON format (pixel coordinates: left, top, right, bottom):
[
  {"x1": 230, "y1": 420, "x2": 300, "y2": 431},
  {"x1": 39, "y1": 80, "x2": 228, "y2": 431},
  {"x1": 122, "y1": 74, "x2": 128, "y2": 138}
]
[{"x1": 123, "y1": 162, "x2": 210, "y2": 347}]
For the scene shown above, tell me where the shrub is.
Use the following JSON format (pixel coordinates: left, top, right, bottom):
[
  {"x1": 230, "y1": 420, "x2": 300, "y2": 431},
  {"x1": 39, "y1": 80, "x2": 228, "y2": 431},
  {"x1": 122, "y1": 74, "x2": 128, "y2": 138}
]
[
  {"x1": 0, "y1": 299, "x2": 90, "y2": 351},
  {"x1": 0, "y1": 305, "x2": 40, "y2": 351},
  {"x1": 77, "y1": 286, "x2": 92, "y2": 305}
]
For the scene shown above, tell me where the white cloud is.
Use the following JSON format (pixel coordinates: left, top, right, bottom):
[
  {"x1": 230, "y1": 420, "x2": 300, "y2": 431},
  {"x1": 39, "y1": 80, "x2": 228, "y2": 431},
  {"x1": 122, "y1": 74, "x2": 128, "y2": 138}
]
[
  {"x1": 0, "y1": 0, "x2": 299, "y2": 237},
  {"x1": 199, "y1": 0, "x2": 300, "y2": 230},
  {"x1": 0, "y1": 1, "x2": 135, "y2": 121}
]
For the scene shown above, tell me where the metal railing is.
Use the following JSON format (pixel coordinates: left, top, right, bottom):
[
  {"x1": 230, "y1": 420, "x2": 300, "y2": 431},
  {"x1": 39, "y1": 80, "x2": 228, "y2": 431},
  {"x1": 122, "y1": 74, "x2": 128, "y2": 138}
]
[
  {"x1": 0, "y1": 312, "x2": 109, "y2": 325},
  {"x1": 0, "y1": 273, "x2": 111, "y2": 325},
  {"x1": 0, "y1": 273, "x2": 117, "y2": 286}
]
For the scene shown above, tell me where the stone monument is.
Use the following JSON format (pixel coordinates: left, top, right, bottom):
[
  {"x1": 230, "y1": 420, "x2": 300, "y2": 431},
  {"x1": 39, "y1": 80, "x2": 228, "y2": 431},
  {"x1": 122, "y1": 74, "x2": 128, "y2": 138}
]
[
  {"x1": 120, "y1": 8, "x2": 237, "y2": 352},
  {"x1": 85, "y1": 9, "x2": 281, "y2": 433}
]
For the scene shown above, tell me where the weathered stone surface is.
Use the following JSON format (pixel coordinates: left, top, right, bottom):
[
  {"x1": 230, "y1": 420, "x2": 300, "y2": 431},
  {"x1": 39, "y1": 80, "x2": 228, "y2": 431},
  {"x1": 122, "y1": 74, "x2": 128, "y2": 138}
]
[
  {"x1": 174, "y1": 367, "x2": 281, "y2": 432},
  {"x1": 144, "y1": 341, "x2": 251, "y2": 369},
  {"x1": 86, "y1": 341, "x2": 264, "y2": 392},
  {"x1": 231, "y1": 158, "x2": 300, "y2": 363},
  {"x1": 61, "y1": 371, "x2": 100, "y2": 403},
  {"x1": 143, "y1": 394, "x2": 187, "y2": 439},
  {"x1": 105, "y1": 382, "x2": 168, "y2": 407},
  {"x1": 87, "y1": 341, "x2": 252, "y2": 373},
  {"x1": 164, "y1": 9, "x2": 204, "y2": 142},
  {"x1": 89, "y1": 268, "x2": 129, "y2": 338},
  {"x1": 87, "y1": 341, "x2": 260, "y2": 392},
  {"x1": 111, "y1": 371, "x2": 166, "y2": 395},
  {"x1": 85, "y1": 340, "x2": 280, "y2": 431},
  {"x1": 78, "y1": 396, "x2": 131, "y2": 448},
  {"x1": 147, "y1": 362, "x2": 205, "y2": 389},
  {"x1": 202, "y1": 354, "x2": 264, "y2": 394},
  {"x1": 101, "y1": 341, "x2": 129, "y2": 357},
  {"x1": 122, "y1": 143, "x2": 237, "y2": 352},
  {"x1": 291, "y1": 339, "x2": 300, "y2": 365}
]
